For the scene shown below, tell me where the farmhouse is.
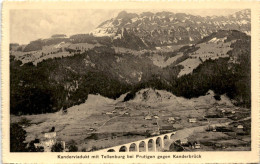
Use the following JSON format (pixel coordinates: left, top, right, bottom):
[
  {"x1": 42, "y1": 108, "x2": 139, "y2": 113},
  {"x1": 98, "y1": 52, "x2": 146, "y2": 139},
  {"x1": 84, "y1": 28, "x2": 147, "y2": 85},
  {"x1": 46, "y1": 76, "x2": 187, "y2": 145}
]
[
  {"x1": 180, "y1": 138, "x2": 188, "y2": 145},
  {"x1": 160, "y1": 126, "x2": 175, "y2": 133},
  {"x1": 175, "y1": 117, "x2": 181, "y2": 121},
  {"x1": 124, "y1": 112, "x2": 130, "y2": 116},
  {"x1": 44, "y1": 132, "x2": 56, "y2": 139},
  {"x1": 115, "y1": 106, "x2": 125, "y2": 110},
  {"x1": 146, "y1": 130, "x2": 160, "y2": 136},
  {"x1": 145, "y1": 116, "x2": 152, "y2": 120},
  {"x1": 237, "y1": 125, "x2": 244, "y2": 129},
  {"x1": 188, "y1": 118, "x2": 197, "y2": 123},
  {"x1": 194, "y1": 143, "x2": 201, "y2": 149},
  {"x1": 168, "y1": 117, "x2": 175, "y2": 123},
  {"x1": 168, "y1": 117, "x2": 175, "y2": 121},
  {"x1": 34, "y1": 132, "x2": 66, "y2": 152}
]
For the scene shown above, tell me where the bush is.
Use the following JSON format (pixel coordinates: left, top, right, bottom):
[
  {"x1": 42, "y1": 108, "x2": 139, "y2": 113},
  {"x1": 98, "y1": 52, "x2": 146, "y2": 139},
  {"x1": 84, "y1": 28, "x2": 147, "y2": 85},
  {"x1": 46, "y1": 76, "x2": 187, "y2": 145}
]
[
  {"x1": 214, "y1": 94, "x2": 221, "y2": 101},
  {"x1": 90, "y1": 146, "x2": 98, "y2": 152},
  {"x1": 86, "y1": 133, "x2": 99, "y2": 140},
  {"x1": 81, "y1": 148, "x2": 86, "y2": 152},
  {"x1": 10, "y1": 123, "x2": 27, "y2": 152},
  {"x1": 27, "y1": 140, "x2": 44, "y2": 152},
  {"x1": 51, "y1": 142, "x2": 64, "y2": 152},
  {"x1": 169, "y1": 141, "x2": 184, "y2": 152},
  {"x1": 123, "y1": 92, "x2": 135, "y2": 102},
  {"x1": 18, "y1": 117, "x2": 31, "y2": 127},
  {"x1": 67, "y1": 140, "x2": 78, "y2": 152}
]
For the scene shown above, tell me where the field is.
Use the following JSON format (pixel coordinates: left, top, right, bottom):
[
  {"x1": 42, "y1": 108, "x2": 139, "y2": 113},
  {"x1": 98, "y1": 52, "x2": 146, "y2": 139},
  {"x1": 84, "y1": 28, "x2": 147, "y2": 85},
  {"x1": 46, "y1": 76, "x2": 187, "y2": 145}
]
[{"x1": 10, "y1": 89, "x2": 251, "y2": 152}]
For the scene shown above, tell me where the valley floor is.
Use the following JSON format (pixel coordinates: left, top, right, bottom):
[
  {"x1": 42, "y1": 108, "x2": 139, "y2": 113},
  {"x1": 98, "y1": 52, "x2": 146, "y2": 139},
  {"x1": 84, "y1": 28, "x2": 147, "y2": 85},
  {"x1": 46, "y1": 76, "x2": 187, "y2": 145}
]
[{"x1": 10, "y1": 89, "x2": 251, "y2": 152}]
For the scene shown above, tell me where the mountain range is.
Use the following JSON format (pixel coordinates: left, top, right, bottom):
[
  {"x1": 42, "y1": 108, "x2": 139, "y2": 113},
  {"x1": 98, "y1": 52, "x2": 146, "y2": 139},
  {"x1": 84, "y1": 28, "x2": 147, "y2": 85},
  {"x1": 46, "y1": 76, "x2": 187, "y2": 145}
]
[{"x1": 91, "y1": 9, "x2": 250, "y2": 49}]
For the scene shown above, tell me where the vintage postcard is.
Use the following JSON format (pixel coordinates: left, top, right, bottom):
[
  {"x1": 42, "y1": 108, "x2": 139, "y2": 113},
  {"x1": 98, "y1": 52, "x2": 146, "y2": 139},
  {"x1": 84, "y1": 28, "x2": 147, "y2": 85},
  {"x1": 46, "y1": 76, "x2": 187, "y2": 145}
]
[{"x1": 1, "y1": 1, "x2": 260, "y2": 163}]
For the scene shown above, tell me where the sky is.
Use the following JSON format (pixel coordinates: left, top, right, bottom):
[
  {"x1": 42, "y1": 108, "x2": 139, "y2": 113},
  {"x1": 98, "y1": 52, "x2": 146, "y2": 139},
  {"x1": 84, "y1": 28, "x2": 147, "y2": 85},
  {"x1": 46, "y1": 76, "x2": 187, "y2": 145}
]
[{"x1": 10, "y1": 9, "x2": 242, "y2": 44}]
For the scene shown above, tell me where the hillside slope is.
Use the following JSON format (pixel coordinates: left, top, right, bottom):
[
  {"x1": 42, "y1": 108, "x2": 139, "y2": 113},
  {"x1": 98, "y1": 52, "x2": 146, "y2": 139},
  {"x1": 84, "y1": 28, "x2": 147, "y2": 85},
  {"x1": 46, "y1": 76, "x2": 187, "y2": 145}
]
[{"x1": 10, "y1": 29, "x2": 250, "y2": 115}]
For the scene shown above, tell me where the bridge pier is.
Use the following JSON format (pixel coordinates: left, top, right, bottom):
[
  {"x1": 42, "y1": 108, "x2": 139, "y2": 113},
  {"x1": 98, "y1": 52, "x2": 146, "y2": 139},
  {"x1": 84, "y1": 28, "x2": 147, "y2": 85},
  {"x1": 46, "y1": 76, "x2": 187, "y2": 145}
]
[
  {"x1": 161, "y1": 137, "x2": 165, "y2": 149},
  {"x1": 136, "y1": 143, "x2": 139, "y2": 152},
  {"x1": 153, "y1": 139, "x2": 156, "y2": 152},
  {"x1": 145, "y1": 141, "x2": 148, "y2": 152}
]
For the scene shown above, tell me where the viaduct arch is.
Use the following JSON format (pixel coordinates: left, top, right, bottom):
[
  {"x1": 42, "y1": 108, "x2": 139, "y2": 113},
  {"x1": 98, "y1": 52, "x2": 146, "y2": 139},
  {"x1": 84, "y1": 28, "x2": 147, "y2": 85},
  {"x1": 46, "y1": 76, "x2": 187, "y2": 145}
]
[{"x1": 97, "y1": 132, "x2": 176, "y2": 152}]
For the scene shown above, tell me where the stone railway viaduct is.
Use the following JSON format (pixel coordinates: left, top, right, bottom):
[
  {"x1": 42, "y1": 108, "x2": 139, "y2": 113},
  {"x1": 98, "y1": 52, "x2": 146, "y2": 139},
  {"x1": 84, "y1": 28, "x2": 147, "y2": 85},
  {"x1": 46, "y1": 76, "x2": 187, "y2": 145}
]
[{"x1": 97, "y1": 132, "x2": 176, "y2": 152}]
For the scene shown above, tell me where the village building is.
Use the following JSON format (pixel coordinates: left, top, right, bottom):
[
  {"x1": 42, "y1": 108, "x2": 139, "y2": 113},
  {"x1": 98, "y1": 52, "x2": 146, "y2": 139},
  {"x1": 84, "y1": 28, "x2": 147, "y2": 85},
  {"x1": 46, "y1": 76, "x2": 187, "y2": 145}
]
[
  {"x1": 144, "y1": 115, "x2": 152, "y2": 120},
  {"x1": 141, "y1": 124, "x2": 148, "y2": 128},
  {"x1": 118, "y1": 111, "x2": 126, "y2": 115},
  {"x1": 114, "y1": 106, "x2": 125, "y2": 110},
  {"x1": 167, "y1": 117, "x2": 175, "y2": 123},
  {"x1": 159, "y1": 126, "x2": 175, "y2": 133},
  {"x1": 175, "y1": 117, "x2": 181, "y2": 121},
  {"x1": 151, "y1": 130, "x2": 160, "y2": 136},
  {"x1": 111, "y1": 135, "x2": 117, "y2": 139},
  {"x1": 190, "y1": 141, "x2": 201, "y2": 149},
  {"x1": 188, "y1": 118, "x2": 197, "y2": 123},
  {"x1": 34, "y1": 132, "x2": 66, "y2": 152},
  {"x1": 168, "y1": 117, "x2": 175, "y2": 121},
  {"x1": 194, "y1": 143, "x2": 201, "y2": 149},
  {"x1": 124, "y1": 112, "x2": 130, "y2": 116},
  {"x1": 220, "y1": 109, "x2": 226, "y2": 113},
  {"x1": 180, "y1": 138, "x2": 188, "y2": 145},
  {"x1": 215, "y1": 143, "x2": 222, "y2": 148},
  {"x1": 145, "y1": 129, "x2": 160, "y2": 136},
  {"x1": 44, "y1": 132, "x2": 56, "y2": 139},
  {"x1": 237, "y1": 125, "x2": 244, "y2": 129}
]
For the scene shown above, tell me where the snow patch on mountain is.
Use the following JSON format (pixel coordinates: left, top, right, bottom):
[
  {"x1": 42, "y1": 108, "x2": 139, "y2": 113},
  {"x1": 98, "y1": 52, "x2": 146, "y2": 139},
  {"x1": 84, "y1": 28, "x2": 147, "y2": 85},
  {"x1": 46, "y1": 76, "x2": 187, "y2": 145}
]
[{"x1": 208, "y1": 37, "x2": 227, "y2": 43}]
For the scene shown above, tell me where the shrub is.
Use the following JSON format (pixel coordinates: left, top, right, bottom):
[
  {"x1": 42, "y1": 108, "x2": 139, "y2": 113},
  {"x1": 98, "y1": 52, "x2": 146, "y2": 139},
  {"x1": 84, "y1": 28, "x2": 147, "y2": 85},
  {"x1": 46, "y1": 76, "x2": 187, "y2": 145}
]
[
  {"x1": 67, "y1": 140, "x2": 78, "y2": 152},
  {"x1": 27, "y1": 139, "x2": 44, "y2": 152},
  {"x1": 10, "y1": 123, "x2": 27, "y2": 152},
  {"x1": 51, "y1": 142, "x2": 64, "y2": 152},
  {"x1": 81, "y1": 148, "x2": 86, "y2": 152},
  {"x1": 169, "y1": 141, "x2": 184, "y2": 152}
]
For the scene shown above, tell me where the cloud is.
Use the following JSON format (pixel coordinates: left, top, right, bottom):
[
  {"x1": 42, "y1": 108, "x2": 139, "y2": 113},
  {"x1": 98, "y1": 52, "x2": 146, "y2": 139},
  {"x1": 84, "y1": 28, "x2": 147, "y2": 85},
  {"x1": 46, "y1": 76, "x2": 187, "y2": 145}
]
[
  {"x1": 10, "y1": 9, "x2": 120, "y2": 44},
  {"x1": 10, "y1": 9, "x2": 241, "y2": 44}
]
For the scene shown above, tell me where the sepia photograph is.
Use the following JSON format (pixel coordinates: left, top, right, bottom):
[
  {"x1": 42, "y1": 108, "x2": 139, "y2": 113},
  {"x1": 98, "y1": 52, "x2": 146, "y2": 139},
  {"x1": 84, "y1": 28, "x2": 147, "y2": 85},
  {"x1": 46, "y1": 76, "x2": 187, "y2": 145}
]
[
  {"x1": 9, "y1": 8, "x2": 252, "y2": 152},
  {"x1": 2, "y1": 1, "x2": 260, "y2": 163}
]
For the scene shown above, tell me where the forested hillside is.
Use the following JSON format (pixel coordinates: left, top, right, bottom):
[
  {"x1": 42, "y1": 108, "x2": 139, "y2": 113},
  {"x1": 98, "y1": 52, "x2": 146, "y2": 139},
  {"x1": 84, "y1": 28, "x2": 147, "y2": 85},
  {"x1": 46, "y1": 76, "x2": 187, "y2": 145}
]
[
  {"x1": 10, "y1": 30, "x2": 251, "y2": 115},
  {"x1": 10, "y1": 53, "x2": 130, "y2": 115}
]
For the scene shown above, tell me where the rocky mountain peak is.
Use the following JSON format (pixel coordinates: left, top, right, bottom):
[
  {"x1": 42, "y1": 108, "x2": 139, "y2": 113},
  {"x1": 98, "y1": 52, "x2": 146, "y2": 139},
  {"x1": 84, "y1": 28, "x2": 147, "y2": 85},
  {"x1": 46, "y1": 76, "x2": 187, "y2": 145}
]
[{"x1": 91, "y1": 9, "x2": 251, "y2": 49}]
